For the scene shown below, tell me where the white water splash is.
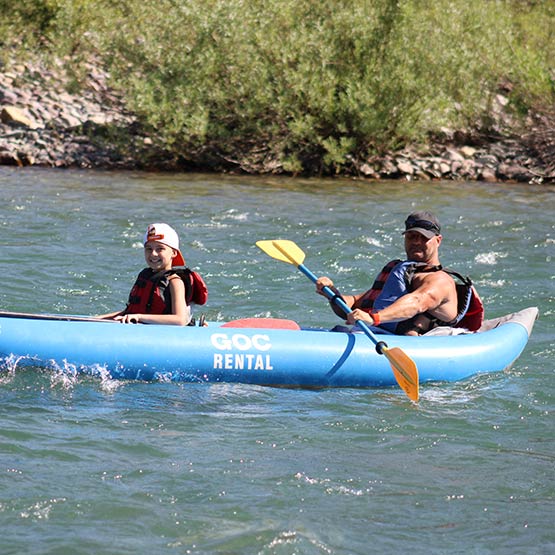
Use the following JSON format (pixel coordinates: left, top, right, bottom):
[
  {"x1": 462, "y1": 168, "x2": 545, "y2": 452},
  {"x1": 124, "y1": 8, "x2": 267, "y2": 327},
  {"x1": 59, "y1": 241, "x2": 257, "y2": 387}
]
[
  {"x1": 474, "y1": 251, "x2": 507, "y2": 265},
  {"x1": 363, "y1": 236, "x2": 383, "y2": 248}
]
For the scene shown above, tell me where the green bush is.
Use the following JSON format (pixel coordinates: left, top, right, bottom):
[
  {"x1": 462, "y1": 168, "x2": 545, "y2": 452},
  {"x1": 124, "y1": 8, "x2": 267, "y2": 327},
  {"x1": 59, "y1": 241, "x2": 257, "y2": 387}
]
[{"x1": 2, "y1": 0, "x2": 554, "y2": 173}]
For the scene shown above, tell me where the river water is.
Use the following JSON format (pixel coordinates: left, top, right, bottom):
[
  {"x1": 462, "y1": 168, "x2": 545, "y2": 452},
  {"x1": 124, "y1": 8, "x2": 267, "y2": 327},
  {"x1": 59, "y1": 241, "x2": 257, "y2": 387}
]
[{"x1": 0, "y1": 167, "x2": 553, "y2": 554}]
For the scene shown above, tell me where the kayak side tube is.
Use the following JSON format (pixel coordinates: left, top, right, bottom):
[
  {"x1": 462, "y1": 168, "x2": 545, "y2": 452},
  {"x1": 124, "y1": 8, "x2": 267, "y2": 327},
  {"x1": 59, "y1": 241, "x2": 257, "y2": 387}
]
[{"x1": 0, "y1": 307, "x2": 538, "y2": 387}]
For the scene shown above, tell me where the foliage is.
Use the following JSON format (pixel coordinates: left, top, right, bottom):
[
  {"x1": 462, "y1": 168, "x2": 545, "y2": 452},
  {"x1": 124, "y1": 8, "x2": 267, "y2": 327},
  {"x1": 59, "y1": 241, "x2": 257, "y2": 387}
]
[{"x1": 2, "y1": 0, "x2": 554, "y2": 174}]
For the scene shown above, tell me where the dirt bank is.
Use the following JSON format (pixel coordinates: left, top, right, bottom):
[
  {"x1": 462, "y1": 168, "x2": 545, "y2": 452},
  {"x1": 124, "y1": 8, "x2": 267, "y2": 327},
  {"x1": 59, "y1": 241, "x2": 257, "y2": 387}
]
[{"x1": 1, "y1": 57, "x2": 553, "y2": 183}]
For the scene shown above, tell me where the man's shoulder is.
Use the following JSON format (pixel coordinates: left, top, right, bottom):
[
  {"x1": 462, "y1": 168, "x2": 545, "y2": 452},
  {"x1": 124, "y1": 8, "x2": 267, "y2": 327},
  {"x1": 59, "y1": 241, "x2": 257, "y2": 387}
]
[{"x1": 413, "y1": 266, "x2": 456, "y2": 286}]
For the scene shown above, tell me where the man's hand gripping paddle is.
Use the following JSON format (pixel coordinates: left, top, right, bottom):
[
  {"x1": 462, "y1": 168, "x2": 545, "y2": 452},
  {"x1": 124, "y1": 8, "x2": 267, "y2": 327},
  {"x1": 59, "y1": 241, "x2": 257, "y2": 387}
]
[{"x1": 256, "y1": 239, "x2": 419, "y2": 401}]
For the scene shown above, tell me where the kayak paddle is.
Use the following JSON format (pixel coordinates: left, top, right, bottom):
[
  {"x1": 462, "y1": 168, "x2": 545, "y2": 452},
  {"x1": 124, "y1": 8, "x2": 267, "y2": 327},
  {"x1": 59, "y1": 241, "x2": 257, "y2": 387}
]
[
  {"x1": 256, "y1": 239, "x2": 419, "y2": 401},
  {"x1": 0, "y1": 310, "x2": 114, "y2": 323}
]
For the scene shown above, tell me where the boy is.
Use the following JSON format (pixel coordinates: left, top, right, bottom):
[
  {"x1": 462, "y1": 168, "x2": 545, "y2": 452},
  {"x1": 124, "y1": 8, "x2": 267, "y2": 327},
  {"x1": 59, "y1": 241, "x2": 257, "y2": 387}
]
[{"x1": 101, "y1": 223, "x2": 206, "y2": 325}]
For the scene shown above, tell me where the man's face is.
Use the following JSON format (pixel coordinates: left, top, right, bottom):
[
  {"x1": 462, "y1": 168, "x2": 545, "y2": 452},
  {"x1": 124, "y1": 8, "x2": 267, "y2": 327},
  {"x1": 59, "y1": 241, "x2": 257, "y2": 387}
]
[{"x1": 404, "y1": 230, "x2": 441, "y2": 262}]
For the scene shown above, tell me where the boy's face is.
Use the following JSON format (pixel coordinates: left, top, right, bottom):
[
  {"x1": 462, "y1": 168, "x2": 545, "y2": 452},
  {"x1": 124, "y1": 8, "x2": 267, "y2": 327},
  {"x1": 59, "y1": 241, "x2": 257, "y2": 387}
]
[{"x1": 144, "y1": 241, "x2": 176, "y2": 271}]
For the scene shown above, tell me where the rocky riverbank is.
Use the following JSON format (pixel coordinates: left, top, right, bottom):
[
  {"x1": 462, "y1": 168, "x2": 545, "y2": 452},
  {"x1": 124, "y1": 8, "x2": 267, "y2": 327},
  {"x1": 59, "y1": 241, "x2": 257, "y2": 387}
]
[{"x1": 1, "y1": 57, "x2": 553, "y2": 183}]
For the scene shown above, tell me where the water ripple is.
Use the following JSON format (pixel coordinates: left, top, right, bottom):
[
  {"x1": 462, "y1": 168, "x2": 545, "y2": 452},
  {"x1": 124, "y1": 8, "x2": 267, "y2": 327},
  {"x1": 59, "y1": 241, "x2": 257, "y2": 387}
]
[{"x1": 0, "y1": 169, "x2": 553, "y2": 555}]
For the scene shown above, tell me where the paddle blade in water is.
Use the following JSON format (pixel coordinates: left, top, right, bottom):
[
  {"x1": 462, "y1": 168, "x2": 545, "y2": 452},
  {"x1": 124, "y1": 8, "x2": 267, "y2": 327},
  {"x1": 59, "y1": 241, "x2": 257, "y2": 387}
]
[
  {"x1": 383, "y1": 346, "x2": 419, "y2": 401},
  {"x1": 256, "y1": 240, "x2": 306, "y2": 267}
]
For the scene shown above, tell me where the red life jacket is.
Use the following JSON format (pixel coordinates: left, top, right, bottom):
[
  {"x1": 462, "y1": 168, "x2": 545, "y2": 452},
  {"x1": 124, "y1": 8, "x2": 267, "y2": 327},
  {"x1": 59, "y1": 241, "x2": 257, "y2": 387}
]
[
  {"x1": 354, "y1": 259, "x2": 484, "y2": 333},
  {"x1": 124, "y1": 267, "x2": 208, "y2": 315},
  {"x1": 355, "y1": 259, "x2": 402, "y2": 311}
]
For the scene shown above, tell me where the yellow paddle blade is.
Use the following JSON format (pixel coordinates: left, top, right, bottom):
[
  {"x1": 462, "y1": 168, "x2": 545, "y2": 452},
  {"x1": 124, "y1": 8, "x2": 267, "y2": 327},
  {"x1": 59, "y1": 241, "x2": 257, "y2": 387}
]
[
  {"x1": 383, "y1": 346, "x2": 419, "y2": 401},
  {"x1": 256, "y1": 240, "x2": 306, "y2": 267}
]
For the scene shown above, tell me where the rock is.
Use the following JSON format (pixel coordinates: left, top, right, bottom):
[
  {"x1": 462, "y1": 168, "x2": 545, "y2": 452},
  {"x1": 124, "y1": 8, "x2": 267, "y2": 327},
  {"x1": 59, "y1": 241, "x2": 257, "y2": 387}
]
[
  {"x1": 396, "y1": 159, "x2": 414, "y2": 175},
  {"x1": 1, "y1": 106, "x2": 35, "y2": 128},
  {"x1": 0, "y1": 148, "x2": 20, "y2": 165},
  {"x1": 496, "y1": 94, "x2": 509, "y2": 107},
  {"x1": 58, "y1": 112, "x2": 82, "y2": 128},
  {"x1": 460, "y1": 159, "x2": 476, "y2": 175},
  {"x1": 475, "y1": 154, "x2": 499, "y2": 167},
  {"x1": 439, "y1": 161, "x2": 450, "y2": 175},
  {"x1": 450, "y1": 160, "x2": 462, "y2": 174},
  {"x1": 479, "y1": 168, "x2": 497, "y2": 182},
  {"x1": 17, "y1": 151, "x2": 34, "y2": 165},
  {"x1": 497, "y1": 163, "x2": 534, "y2": 182},
  {"x1": 414, "y1": 169, "x2": 431, "y2": 180},
  {"x1": 460, "y1": 146, "x2": 477, "y2": 158},
  {"x1": 444, "y1": 148, "x2": 464, "y2": 162},
  {"x1": 379, "y1": 157, "x2": 399, "y2": 177},
  {"x1": 359, "y1": 163, "x2": 378, "y2": 178},
  {"x1": 0, "y1": 90, "x2": 18, "y2": 104}
]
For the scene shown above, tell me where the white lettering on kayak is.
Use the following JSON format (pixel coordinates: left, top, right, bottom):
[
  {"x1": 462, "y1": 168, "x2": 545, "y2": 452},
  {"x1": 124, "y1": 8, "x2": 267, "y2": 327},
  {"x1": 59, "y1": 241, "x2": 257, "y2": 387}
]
[
  {"x1": 213, "y1": 353, "x2": 274, "y2": 371},
  {"x1": 211, "y1": 332, "x2": 273, "y2": 371},
  {"x1": 210, "y1": 332, "x2": 271, "y2": 351}
]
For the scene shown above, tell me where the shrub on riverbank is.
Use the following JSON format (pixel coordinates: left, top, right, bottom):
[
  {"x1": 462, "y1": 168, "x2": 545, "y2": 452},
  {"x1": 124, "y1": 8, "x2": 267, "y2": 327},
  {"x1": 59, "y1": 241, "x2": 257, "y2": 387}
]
[{"x1": 1, "y1": 0, "x2": 554, "y2": 175}]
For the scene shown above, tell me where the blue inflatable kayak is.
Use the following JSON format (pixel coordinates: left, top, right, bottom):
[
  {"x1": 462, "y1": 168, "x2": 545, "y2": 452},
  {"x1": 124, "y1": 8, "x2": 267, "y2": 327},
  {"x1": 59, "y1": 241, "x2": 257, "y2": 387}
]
[{"x1": 0, "y1": 307, "x2": 537, "y2": 389}]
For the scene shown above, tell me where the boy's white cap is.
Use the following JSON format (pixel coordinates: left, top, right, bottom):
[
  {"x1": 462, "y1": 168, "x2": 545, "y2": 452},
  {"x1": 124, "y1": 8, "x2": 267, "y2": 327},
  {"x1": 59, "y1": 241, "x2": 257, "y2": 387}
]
[{"x1": 143, "y1": 223, "x2": 185, "y2": 267}]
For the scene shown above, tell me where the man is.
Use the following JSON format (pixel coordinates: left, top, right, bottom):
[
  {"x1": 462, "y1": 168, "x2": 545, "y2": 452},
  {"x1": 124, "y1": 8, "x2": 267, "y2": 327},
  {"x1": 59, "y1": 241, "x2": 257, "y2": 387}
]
[{"x1": 316, "y1": 211, "x2": 480, "y2": 335}]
